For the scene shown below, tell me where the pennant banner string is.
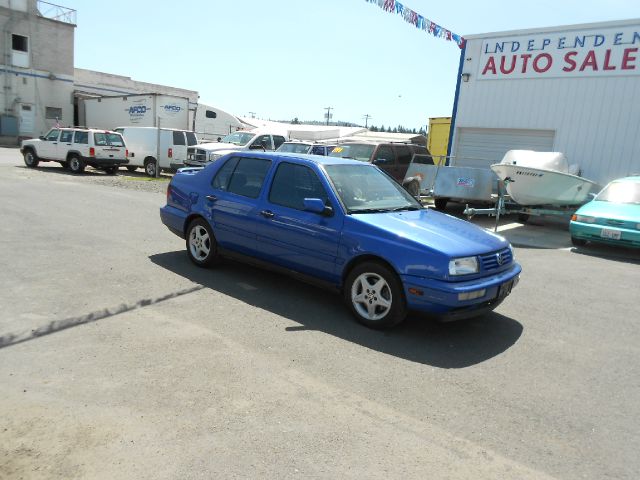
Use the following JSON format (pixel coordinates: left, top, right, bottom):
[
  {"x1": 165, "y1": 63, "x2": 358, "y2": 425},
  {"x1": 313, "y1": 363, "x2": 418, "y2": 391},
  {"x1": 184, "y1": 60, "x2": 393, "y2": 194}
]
[{"x1": 365, "y1": 0, "x2": 465, "y2": 49}]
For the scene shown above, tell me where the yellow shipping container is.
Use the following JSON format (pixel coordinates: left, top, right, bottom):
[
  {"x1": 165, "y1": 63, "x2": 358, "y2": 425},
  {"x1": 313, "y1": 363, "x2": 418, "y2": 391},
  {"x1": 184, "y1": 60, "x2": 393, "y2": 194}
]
[{"x1": 427, "y1": 117, "x2": 451, "y2": 166}]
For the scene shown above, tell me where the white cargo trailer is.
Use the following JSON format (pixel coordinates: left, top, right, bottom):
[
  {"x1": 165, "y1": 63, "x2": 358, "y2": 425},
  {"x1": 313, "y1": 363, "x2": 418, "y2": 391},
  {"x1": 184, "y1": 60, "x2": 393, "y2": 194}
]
[{"x1": 82, "y1": 94, "x2": 190, "y2": 131}]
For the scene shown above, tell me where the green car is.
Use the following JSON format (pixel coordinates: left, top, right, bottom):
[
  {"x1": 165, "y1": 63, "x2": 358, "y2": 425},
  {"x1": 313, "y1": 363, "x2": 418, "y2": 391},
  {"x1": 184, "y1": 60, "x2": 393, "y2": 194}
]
[{"x1": 570, "y1": 175, "x2": 640, "y2": 248}]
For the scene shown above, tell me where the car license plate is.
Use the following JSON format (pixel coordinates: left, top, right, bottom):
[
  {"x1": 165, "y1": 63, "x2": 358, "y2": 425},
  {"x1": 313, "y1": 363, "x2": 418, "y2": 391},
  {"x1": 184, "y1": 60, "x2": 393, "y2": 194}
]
[
  {"x1": 601, "y1": 228, "x2": 621, "y2": 240},
  {"x1": 498, "y1": 279, "x2": 514, "y2": 299}
]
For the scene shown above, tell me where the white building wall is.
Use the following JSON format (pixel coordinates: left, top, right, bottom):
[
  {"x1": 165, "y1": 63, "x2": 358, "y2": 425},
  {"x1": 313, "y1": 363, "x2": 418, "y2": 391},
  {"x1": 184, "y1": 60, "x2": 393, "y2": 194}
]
[{"x1": 451, "y1": 19, "x2": 640, "y2": 185}]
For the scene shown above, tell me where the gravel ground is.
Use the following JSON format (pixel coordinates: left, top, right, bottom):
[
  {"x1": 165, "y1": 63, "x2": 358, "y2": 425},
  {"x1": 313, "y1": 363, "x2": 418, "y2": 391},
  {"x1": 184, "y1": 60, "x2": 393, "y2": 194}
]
[{"x1": 10, "y1": 157, "x2": 172, "y2": 194}]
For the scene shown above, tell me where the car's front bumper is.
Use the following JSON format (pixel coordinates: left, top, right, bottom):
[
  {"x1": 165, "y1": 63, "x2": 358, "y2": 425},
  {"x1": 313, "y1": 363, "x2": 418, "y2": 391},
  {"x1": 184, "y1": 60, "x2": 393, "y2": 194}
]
[
  {"x1": 401, "y1": 263, "x2": 522, "y2": 320},
  {"x1": 570, "y1": 221, "x2": 640, "y2": 248}
]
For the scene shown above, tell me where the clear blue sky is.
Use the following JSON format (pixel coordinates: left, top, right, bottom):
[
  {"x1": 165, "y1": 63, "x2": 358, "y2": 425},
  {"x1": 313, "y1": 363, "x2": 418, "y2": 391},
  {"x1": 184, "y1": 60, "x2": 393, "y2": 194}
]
[{"x1": 62, "y1": 0, "x2": 639, "y2": 131}]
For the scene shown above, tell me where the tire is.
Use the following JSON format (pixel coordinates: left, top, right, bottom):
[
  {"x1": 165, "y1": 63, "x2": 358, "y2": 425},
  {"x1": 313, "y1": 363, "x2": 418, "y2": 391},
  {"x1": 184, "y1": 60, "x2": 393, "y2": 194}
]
[
  {"x1": 104, "y1": 166, "x2": 118, "y2": 175},
  {"x1": 68, "y1": 155, "x2": 85, "y2": 174},
  {"x1": 23, "y1": 150, "x2": 39, "y2": 168},
  {"x1": 405, "y1": 180, "x2": 420, "y2": 198},
  {"x1": 186, "y1": 218, "x2": 220, "y2": 267},
  {"x1": 344, "y1": 261, "x2": 407, "y2": 329},
  {"x1": 126, "y1": 166, "x2": 137, "y2": 172},
  {"x1": 571, "y1": 236, "x2": 587, "y2": 247},
  {"x1": 434, "y1": 197, "x2": 448, "y2": 211},
  {"x1": 517, "y1": 213, "x2": 530, "y2": 223},
  {"x1": 144, "y1": 158, "x2": 158, "y2": 177}
]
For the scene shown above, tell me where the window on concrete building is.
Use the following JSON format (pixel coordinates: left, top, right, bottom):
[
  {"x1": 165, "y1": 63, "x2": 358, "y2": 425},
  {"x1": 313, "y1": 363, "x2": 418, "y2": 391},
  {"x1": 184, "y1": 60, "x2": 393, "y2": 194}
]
[
  {"x1": 11, "y1": 34, "x2": 29, "y2": 67},
  {"x1": 205, "y1": 110, "x2": 217, "y2": 119},
  {"x1": 45, "y1": 107, "x2": 62, "y2": 120},
  {"x1": 12, "y1": 34, "x2": 28, "y2": 52}
]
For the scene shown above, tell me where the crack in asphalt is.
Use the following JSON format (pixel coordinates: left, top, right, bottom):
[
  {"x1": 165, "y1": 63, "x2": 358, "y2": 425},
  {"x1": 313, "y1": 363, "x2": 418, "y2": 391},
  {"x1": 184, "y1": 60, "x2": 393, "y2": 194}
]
[{"x1": 0, "y1": 285, "x2": 205, "y2": 350}]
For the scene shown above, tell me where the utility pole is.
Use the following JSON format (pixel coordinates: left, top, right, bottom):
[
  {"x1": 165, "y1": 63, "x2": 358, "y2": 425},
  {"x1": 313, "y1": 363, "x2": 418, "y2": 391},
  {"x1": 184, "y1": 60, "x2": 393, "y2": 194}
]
[
  {"x1": 324, "y1": 106, "x2": 332, "y2": 126},
  {"x1": 248, "y1": 111, "x2": 256, "y2": 118},
  {"x1": 363, "y1": 114, "x2": 372, "y2": 128}
]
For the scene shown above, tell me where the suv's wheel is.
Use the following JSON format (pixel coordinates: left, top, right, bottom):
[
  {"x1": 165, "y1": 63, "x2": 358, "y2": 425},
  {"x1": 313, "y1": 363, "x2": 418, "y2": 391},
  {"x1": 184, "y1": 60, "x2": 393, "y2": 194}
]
[
  {"x1": 104, "y1": 166, "x2": 118, "y2": 175},
  {"x1": 344, "y1": 261, "x2": 407, "y2": 329},
  {"x1": 126, "y1": 166, "x2": 137, "y2": 172},
  {"x1": 186, "y1": 218, "x2": 220, "y2": 267},
  {"x1": 68, "y1": 155, "x2": 85, "y2": 174},
  {"x1": 23, "y1": 150, "x2": 39, "y2": 168},
  {"x1": 144, "y1": 158, "x2": 158, "y2": 177}
]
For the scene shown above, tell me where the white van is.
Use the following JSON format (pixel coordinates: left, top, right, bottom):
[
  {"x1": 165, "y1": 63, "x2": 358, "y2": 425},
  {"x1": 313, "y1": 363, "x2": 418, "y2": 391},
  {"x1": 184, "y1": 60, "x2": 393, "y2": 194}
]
[{"x1": 114, "y1": 126, "x2": 198, "y2": 176}]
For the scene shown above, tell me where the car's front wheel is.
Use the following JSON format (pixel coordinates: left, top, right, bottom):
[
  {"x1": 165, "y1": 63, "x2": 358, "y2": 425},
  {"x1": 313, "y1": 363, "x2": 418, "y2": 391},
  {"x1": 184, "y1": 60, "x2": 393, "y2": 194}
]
[
  {"x1": 68, "y1": 155, "x2": 85, "y2": 173},
  {"x1": 186, "y1": 218, "x2": 220, "y2": 267},
  {"x1": 344, "y1": 261, "x2": 407, "y2": 329},
  {"x1": 23, "y1": 150, "x2": 39, "y2": 168}
]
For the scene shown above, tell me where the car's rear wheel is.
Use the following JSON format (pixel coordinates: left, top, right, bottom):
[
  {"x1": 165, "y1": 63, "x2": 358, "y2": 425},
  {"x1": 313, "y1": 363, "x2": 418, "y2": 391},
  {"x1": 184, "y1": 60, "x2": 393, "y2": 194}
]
[
  {"x1": 68, "y1": 155, "x2": 85, "y2": 174},
  {"x1": 104, "y1": 166, "x2": 118, "y2": 175},
  {"x1": 144, "y1": 158, "x2": 158, "y2": 177},
  {"x1": 434, "y1": 197, "x2": 448, "y2": 211},
  {"x1": 186, "y1": 218, "x2": 220, "y2": 267},
  {"x1": 23, "y1": 150, "x2": 39, "y2": 168},
  {"x1": 126, "y1": 166, "x2": 137, "y2": 172},
  {"x1": 344, "y1": 261, "x2": 407, "y2": 329},
  {"x1": 571, "y1": 236, "x2": 587, "y2": 247}
]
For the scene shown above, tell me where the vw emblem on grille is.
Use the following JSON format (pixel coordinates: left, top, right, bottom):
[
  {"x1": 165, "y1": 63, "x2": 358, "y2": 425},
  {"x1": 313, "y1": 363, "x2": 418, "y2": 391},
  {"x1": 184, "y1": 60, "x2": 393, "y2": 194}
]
[{"x1": 496, "y1": 252, "x2": 504, "y2": 265}]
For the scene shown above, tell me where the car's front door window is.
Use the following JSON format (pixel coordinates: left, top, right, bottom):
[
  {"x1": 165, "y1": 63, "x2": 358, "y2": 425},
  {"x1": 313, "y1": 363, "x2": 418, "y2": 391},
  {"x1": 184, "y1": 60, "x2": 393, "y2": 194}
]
[
  {"x1": 45, "y1": 129, "x2": 60, "y2": 141},
  {"x1": 269, "y1": 162, "x2": 328, "y2": 210}
]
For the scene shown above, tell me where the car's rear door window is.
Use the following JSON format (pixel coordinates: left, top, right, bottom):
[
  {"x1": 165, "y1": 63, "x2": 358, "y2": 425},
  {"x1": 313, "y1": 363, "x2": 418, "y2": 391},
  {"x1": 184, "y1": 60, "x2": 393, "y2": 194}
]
[
  {"x1": 373, "y1": 145, "x2": 394, "y2": 165},
  {"x1": 212, "y1": 157, "x2": 271, "y2": 198},
  {"x1": 395, "y1": 145, "x2": 412, "y2": 165},
  {"x1": 273, "y1": 135, "x2": 286, "y2": 149},
  {"x1": 269, "y1": 162, "x2": 328, "y2": 210}
]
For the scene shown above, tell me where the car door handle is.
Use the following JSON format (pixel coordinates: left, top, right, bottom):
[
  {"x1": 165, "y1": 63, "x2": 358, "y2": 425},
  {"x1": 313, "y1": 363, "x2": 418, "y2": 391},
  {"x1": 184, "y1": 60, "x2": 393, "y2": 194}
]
[
  {"x1": 260, "y1": 210, "x2": 274, "y2": 218},
  {"x1": 206, "y1": 195, "x2": 217, "y2": 202}
]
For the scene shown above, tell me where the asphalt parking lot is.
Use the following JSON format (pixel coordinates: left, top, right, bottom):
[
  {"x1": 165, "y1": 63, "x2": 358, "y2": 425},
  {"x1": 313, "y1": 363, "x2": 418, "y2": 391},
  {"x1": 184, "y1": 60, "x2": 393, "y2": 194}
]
[{"x1": 1, "y1": 148, "x2": 639, "y2": 479}]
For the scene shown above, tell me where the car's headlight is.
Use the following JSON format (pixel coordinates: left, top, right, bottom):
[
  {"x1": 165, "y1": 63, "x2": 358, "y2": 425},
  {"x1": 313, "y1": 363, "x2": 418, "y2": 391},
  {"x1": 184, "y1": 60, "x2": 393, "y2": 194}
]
[
  {"x1": 574, "y1": 215, "x2": 596, "y2": 223},
  {"x1": 210, "y1": 153, "x2": 223, "y2": 161},
  {"x1": 449, "y1": 256, "x2": 479, "y2": 276}
]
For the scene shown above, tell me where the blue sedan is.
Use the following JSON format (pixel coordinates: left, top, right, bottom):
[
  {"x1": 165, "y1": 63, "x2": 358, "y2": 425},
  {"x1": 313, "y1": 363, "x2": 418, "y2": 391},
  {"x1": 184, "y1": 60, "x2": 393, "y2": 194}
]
[{"x1": 160, "y1": 152, "x2": 521, "y2": 328}]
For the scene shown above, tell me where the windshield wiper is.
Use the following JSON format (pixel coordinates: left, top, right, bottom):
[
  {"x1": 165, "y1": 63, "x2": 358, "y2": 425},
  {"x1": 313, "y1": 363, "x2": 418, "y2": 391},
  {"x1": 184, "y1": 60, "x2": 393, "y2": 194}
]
[
  {"x1": 349, "y1": 208, "x2": 389, "y2": 214},
  {"x1": 387, "y1": 206, "x2": 422, "y2": 212}
]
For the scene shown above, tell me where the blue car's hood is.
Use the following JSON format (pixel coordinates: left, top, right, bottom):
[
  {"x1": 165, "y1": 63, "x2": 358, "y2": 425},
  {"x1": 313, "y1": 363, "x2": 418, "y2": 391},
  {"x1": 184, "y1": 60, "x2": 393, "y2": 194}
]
[{"x1": 349, "y1": 209, "x2": 509, "y2": 256}]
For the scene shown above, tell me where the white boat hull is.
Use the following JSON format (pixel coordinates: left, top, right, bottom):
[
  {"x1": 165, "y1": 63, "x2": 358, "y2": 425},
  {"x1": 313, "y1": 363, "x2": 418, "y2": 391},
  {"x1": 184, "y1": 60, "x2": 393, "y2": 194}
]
[{"x1": 491, "y1": 164, "x2": 598, "y2": 206}]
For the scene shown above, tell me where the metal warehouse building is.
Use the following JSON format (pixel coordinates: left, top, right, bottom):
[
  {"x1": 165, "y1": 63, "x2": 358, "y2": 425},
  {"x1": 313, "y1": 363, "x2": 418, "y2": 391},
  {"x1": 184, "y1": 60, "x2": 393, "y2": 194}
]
[{"x1": 449, "y1": 18, "x2": 640, "y2": 186}]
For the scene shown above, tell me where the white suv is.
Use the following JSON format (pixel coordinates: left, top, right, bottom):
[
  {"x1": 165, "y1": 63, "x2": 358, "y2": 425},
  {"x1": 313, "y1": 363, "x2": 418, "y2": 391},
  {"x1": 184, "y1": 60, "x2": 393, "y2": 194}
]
[{"x1": 20, "y1": 127, "x2": 128, "y2": 174}]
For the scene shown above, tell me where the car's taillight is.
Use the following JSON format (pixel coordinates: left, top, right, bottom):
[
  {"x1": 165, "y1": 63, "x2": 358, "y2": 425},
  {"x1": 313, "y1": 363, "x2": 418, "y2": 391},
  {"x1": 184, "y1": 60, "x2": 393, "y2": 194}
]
[
  {"x1": 166, "y1": 183, "x2": 172, "y2": 204},
  {"x1": 89, "y1": 147, "x2": 95, "y2": 157},
  {"x1": 168, "y1": 148, "x2": 173, "y2": 158},
  {"x1": 125, "y1": 149, "x2": 129, "y2": 158}
]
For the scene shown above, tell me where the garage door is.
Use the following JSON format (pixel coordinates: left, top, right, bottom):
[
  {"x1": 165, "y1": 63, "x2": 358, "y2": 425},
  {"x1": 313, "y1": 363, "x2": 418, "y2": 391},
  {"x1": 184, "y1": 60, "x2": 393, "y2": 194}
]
[{"x1": 452, "y1": 128, "x2": 555, "y2": 168}]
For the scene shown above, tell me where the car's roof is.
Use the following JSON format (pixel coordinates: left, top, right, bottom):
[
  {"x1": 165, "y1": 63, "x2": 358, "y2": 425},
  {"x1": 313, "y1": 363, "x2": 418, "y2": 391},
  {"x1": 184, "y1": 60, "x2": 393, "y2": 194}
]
[
  {"x1": 611, "y1": 175, "x2": 640, "y2": 183},
  {"x1": 235, "y1": 150, "x2": 370, "y2": 167}
]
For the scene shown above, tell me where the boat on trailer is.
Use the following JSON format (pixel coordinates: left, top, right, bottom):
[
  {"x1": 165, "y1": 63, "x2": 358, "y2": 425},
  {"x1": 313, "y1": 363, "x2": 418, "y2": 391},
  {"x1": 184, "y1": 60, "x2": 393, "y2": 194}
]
[{"x1": 490, "y1": 150, "x2": 598, "y2": 206}]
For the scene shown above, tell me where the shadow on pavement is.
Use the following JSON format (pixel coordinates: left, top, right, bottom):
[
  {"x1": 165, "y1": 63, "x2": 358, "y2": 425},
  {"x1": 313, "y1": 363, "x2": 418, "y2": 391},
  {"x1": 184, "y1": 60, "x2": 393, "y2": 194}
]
[{"x1": 150, "y1": 250, "x2": 524, "y2": 369}]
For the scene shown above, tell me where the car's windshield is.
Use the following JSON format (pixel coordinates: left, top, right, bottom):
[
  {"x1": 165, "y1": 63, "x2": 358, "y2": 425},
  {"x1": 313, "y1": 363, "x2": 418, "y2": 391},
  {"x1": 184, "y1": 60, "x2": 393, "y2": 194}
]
[
  {"x1": 277, "y1": 143, "x2": 311, "y2": 153},
  {"x1": 324, "y1": 164, "x2": 421, "y2": 213},
  {"x1": 329, "y1": 144, "x2": 375, "y2": 162},
  {"x1": 596, "y1": 180, "x2": 640, "y2": 204},
  {"x1": 220, "y1": 132, "x2": 255, "y2": 146}
]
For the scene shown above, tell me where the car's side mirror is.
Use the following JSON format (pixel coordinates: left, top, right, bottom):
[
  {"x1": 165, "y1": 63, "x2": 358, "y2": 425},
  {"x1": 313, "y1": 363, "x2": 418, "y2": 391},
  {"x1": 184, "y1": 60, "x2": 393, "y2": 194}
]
[
  {"x1": 303, "y1": 198, "x2": 333, "y2": 216},
  {"x1": 39, "y1": 136, "x2": 45, "y2": 140},
  {"x1": 373, "y1": 158, "x2": 391, "y2": 165}
]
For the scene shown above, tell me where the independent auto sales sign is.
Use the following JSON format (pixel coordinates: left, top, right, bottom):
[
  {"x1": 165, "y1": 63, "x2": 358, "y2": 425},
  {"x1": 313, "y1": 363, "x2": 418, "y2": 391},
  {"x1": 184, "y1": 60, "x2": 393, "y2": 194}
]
[{"x1": 478, "y1": 25, "x2": 639, "y2": 80}]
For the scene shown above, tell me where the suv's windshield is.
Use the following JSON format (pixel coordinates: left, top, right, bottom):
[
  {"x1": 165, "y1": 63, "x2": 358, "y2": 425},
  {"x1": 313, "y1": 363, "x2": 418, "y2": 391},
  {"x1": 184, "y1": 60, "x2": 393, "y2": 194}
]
[
  {"x1": 277, "y1": 143, "x2": 312, "y2": 154},
  {"x1": 596, "y1": 181, "x2": 640, "y2": 204},
  {"x1": 94, "y1": 132, "x2": 125, "y2": 147},
  {"x1": 329, "y1": 144, "x2": 375, "y2": 162},
  {"x1": 220, "y1": 132, "x2": 255, "y2": 146},
  {"x1": 325, "y1": 164, "x2": 421, "y2": 213}
]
